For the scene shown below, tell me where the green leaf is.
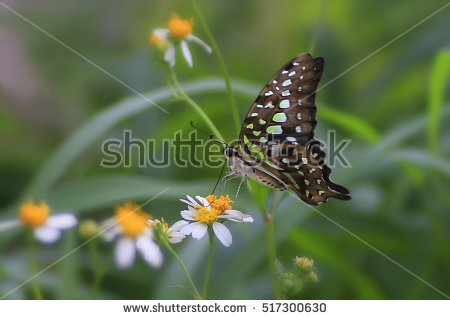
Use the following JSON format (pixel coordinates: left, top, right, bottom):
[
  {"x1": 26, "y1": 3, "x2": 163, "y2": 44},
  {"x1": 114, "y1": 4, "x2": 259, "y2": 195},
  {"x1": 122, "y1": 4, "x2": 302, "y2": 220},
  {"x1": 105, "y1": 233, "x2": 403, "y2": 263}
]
[
  {"x1": 388, "y1": 149, "x2": 450, "y2": 176},
  {"x1": 318, "y1": 104, "x2": 380, "y2": 143},
  {"x1": 247, "y1": 179, "x2": 270, "y2": 213},
  {"x1": 42, "y1": 176, "x2": 214, "y2": 214},
  {"x1": 428, "y1": 50, "x2": 450, "y2": 154},
  {"x1": 22, "y1": 79, "x2": 238, "y2": 200}
]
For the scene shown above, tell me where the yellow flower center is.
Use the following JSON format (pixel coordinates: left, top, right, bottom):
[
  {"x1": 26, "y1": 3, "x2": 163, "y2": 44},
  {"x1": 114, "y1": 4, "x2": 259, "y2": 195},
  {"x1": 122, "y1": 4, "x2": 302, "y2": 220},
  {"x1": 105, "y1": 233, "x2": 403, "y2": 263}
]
[
  {"x1": 168, "y1": 14, "x2": 193, "y2": 39},
  {"x1": 192, "y1": 195, "x2": 232, "y2": 224},
  {"x1": 19, "y1": 200, "x2": 50, "y2": 227},
  {"x1": 115, "y1": 203, "x2": 152, "y2": 237},
  {"x1": 150, "y1": 33, "x2": 163, "y2": 47},
  {"x1": 160, "y1": 218, "x2": 169, "y2": 232}
]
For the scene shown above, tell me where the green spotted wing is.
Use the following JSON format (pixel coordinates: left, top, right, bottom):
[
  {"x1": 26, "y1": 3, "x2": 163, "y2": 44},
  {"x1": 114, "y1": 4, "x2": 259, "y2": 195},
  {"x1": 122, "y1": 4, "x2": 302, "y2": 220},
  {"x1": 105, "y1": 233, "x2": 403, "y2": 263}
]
[{"x1": 238, "y1": 53, "x2": 350, "y2": 205}]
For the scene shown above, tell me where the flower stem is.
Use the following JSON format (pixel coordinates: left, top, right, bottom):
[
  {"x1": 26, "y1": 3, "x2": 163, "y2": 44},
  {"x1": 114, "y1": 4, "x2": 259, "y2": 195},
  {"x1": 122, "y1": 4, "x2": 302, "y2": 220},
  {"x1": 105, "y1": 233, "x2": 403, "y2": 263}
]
[
  {"x1": 162, "y1": 238, "x2": 202, "y2": 300},
  {"x1": 263, "y1": 209, "x2": 282, "y2": 299},
  {"x1": 26, "y1": 231, "x2": 43, "y2": 299},
  {"x1": 189, "y1": 0, "x2": 241, "y2": 136},
  {"x1": 202, "y1": 228, "x2": 214, "y2": 299},
  {"x1": 87, "y1": 240, "x2": 106, "y2": 299},
  {"x1": 167, "y1": 67, "x2": 224, "y2": 141}
]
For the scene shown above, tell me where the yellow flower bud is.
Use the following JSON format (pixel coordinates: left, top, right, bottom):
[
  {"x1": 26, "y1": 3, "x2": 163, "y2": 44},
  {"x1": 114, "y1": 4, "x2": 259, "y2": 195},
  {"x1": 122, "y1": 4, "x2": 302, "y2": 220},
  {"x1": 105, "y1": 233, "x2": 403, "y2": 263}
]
[
  {"x1": 78, "y1": 220, "x2": 99, "y2": 239},
  {"x1": 294, "y1": 256, "x2": 314, "y2": 271}
]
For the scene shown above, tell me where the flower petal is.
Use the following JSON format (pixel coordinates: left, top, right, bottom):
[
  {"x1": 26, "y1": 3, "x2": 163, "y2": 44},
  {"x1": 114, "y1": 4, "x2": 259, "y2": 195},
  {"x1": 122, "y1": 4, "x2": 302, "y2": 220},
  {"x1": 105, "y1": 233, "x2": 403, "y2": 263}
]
[
  {"x1": 33, "y1": 226, "x2": 61, "y2": 244},
  {"x1": 153, "y1": 28, "x2": 169, "y2": 40},
  {"x1": 180, "y1": 222, "x2": 208, "y2": 240},
  {"x1": 220, "y1": 210, "x2": 254, "y2": 223},
  {"x1": 180, "y1": 210, "x2": 196, "y2": 221},
  {"x1": 102, "y1": 225, "x2": 121, "y2": 242},
  {"x1": 186, "y1": 34, "x2": 212, "y2": 53},
  {"x1": 186, "y1": 195, "x2": 200, "y2": 207},
  {"x1": 115, "y1": 237, "x2": 136, "y2": 269},
  {"x1": 196, "y1": 196, "x2": 210, "y2": 208},
  {"x1": 46, "y1": 213, "x2": 77, "y2": 230},
  {"x1": 164, "y1": 42, "x2": 175, "y2": 67},
  {"x1": 168, "y1": 220, "x2": 190, "y2": 232},
  {"x1": 212, "y1": 222, "x2": 232, "y2": 247},
  {"x1": 136, "y1": 234, "x2": 163, "y2": 268},
  {"x1": 168, "y1": 232, "x2": 185, "y2": 244},
  {"x1": 180, "y1": 40, "x2": 193, "y2": 67},
  {"x1": 0, "y1": 219, "x2": 20, "y2": 232}
]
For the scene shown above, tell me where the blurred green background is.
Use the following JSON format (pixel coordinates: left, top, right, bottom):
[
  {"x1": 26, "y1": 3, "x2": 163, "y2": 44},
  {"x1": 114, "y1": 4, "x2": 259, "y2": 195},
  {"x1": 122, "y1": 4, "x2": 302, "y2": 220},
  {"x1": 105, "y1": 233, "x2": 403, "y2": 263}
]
[{"x1": 0, "y1": 0, "x2": 449, "y2": 299}]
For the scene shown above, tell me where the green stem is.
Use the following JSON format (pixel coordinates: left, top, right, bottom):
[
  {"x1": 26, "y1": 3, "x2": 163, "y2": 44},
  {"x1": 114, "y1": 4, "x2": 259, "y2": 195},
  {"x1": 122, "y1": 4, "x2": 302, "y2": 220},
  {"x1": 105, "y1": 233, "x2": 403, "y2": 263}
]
[
  {"x1": 162, "y1": 238, "x2": 202, "y2": 300},
  {"x1": 308, "y1": 0, "x2": 328, "y2": 55},
  {"x1": 202, "y1": 228, "x2": 214, "y2": 299},
  {"x1": 87, "y1": 240, "x2": 106, "y2": 299},
  {"x1": 26, "y1": 231, "x2": 43, "y2": 300},
  {"x1": 189, "y1": 0, "x2": 241, "y2": 136},
  {"x1": 168, "y1": 67, "x2": 224, "y2": 141},
  {"x1": 263, "y1": 211, "x2": 281, "y2": 299}
]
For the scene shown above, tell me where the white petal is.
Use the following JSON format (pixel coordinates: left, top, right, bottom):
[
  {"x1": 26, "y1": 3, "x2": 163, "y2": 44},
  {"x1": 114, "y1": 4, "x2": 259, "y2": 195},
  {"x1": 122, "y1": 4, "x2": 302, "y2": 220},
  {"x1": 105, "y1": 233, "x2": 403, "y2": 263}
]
[
  {"x1": 0, "y1": 219, "x2": 20, "y2": 232},
  {"x1": 220, "y1": 210, "x2": 254, "y2": 223},
  {"x1": 136, "y1": 234, "x2": 163, "y2": 268},
  {"x1": 212, "y1": 222, "x2": 232, "y2": 247},
  {"x1": 186, "y1": 195, "x2": 200, "y2": 206},
  {"x1": 164, "y1": 42, "x2": 175, "y2": 67},
  {"x1": 33, "y1": 226, "x2": 61, "y2": 244},
  {"x1": 196, "y1": 196, "x2": 210, "y2": 208},
  {"x1": 102, "y1": 225, "x2": 121, "y2": 242},
  {"x1": 168, "y1": 220, "x2": 190, "y2": 232},
  {"x1": 180, "y1": 210, "x2": 196, "y2": 221},
  {"x1": 46, "y1": 213, "x2": 77, "y2": 230},
  {"x1": 153, "y1": 28, "x2": 169, "y2": 40},
  {"x1": 168, "y1": 232, "x2": 185, "y2": 244},
  {"x1": 180, "y1": 40, "x2": 193, "y2": 67},
  {"x1": 186, "y1": 34, "x2": 212, "y2": 53},
  {"x1": 180, "y1": 199, "x2": 193, "y2": 206},
  {"x1": 180, "y1": 222, "x2": 208, "y2": 240},
  {"x1": 115, "y1": 237, "x2": 136, "y2": 269}
]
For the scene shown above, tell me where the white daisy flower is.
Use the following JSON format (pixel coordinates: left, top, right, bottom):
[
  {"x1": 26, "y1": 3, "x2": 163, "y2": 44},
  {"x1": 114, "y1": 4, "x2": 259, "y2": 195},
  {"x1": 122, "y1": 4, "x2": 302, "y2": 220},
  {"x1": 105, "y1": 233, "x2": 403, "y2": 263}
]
[
  {"x1": 101, "y1": 203, "x2": 163, "y2": 269},
  {"x1": 0, "y1": 200, "x2": 77, "y2": 244},
  {"x1": 151, "y1": 218, "x2": 189, "y2": 244},
  {"x1": 150, "y1": 14, "x2": 212, "y2": 67},
  {"x1": 177, "y1": 195, "x2": 254, "y2": 247}
]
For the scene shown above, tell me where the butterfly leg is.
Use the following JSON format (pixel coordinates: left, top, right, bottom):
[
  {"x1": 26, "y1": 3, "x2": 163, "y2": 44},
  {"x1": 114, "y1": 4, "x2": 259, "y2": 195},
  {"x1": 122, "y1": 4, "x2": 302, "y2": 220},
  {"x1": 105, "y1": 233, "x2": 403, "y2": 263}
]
[
  {"x1": 221, "y1": 171, "x2": 239, "y2": 193},
  {"x1": 235, "y1": 176, "x2": 247, "y2": 200}
]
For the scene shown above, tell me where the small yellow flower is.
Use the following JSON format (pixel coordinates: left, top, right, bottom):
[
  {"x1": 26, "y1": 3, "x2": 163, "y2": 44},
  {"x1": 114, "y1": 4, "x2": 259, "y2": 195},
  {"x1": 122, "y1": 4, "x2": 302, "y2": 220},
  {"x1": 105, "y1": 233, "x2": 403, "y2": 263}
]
[
  {"x1": 150, "y1": 33, "x2": 163, "y2": 46},
  {"x1": 294, "y1": 256, "x2": 314, "y2": 271},
  {"x1": 177, "y1": 195, "x2": 253, "y2": 247},
  {"x1": 152, "y1": 218, "x2": 188, "y2": 244},
  {"x1": 101, "y1": 203, "x2": 162, "y2": 269},
  {"x1": 115, "y1": 203, "x2": 152, "y2": 237},
  {"x1": 191, "y1": 195, "x2": 233, "y2": 224},
  {"x1": 149, "y1": 13, "x2": 211, "y2": 67},
  {"x1": 19, "y1": 200, "x2": 50, "y2": 227},
  {"x1": 168, "y1": 14, "x2": 193, "y2": 39},
  {"x1": 149, "y1": 29, "x2": 169, "y2": 52},
  {"x1": 0, "y1": 199, "x2": 77, "y2": 244}
]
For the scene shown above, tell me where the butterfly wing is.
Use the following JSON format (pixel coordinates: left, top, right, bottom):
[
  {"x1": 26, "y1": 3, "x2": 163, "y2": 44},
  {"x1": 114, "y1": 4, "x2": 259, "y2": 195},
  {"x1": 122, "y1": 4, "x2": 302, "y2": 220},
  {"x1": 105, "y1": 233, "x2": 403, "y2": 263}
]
[
  {"x1": 238, "y1": 53, "x2": 350, "y2": 205},
  {"x1": 239, "y1": 53, "x2": 322, "y2": 146}
]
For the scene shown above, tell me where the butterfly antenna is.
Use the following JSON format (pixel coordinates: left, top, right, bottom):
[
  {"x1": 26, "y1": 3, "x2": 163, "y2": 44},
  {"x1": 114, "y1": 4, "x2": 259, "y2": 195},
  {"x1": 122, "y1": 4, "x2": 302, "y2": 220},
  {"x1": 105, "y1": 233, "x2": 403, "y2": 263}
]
[
  {"x1": 211, "y1": 160, "x2": 227, "y2": 195},
  {"x1": 190, "y1": 121, "x2": 227, "y2": 146}
]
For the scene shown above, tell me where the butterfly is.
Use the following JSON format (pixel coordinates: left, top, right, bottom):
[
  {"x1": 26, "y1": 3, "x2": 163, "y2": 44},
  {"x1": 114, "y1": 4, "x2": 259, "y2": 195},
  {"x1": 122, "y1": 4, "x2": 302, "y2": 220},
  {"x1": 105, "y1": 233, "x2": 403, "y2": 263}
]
[{"x1": 224, "y1": 53, "x2": 351, "y2": 206}]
